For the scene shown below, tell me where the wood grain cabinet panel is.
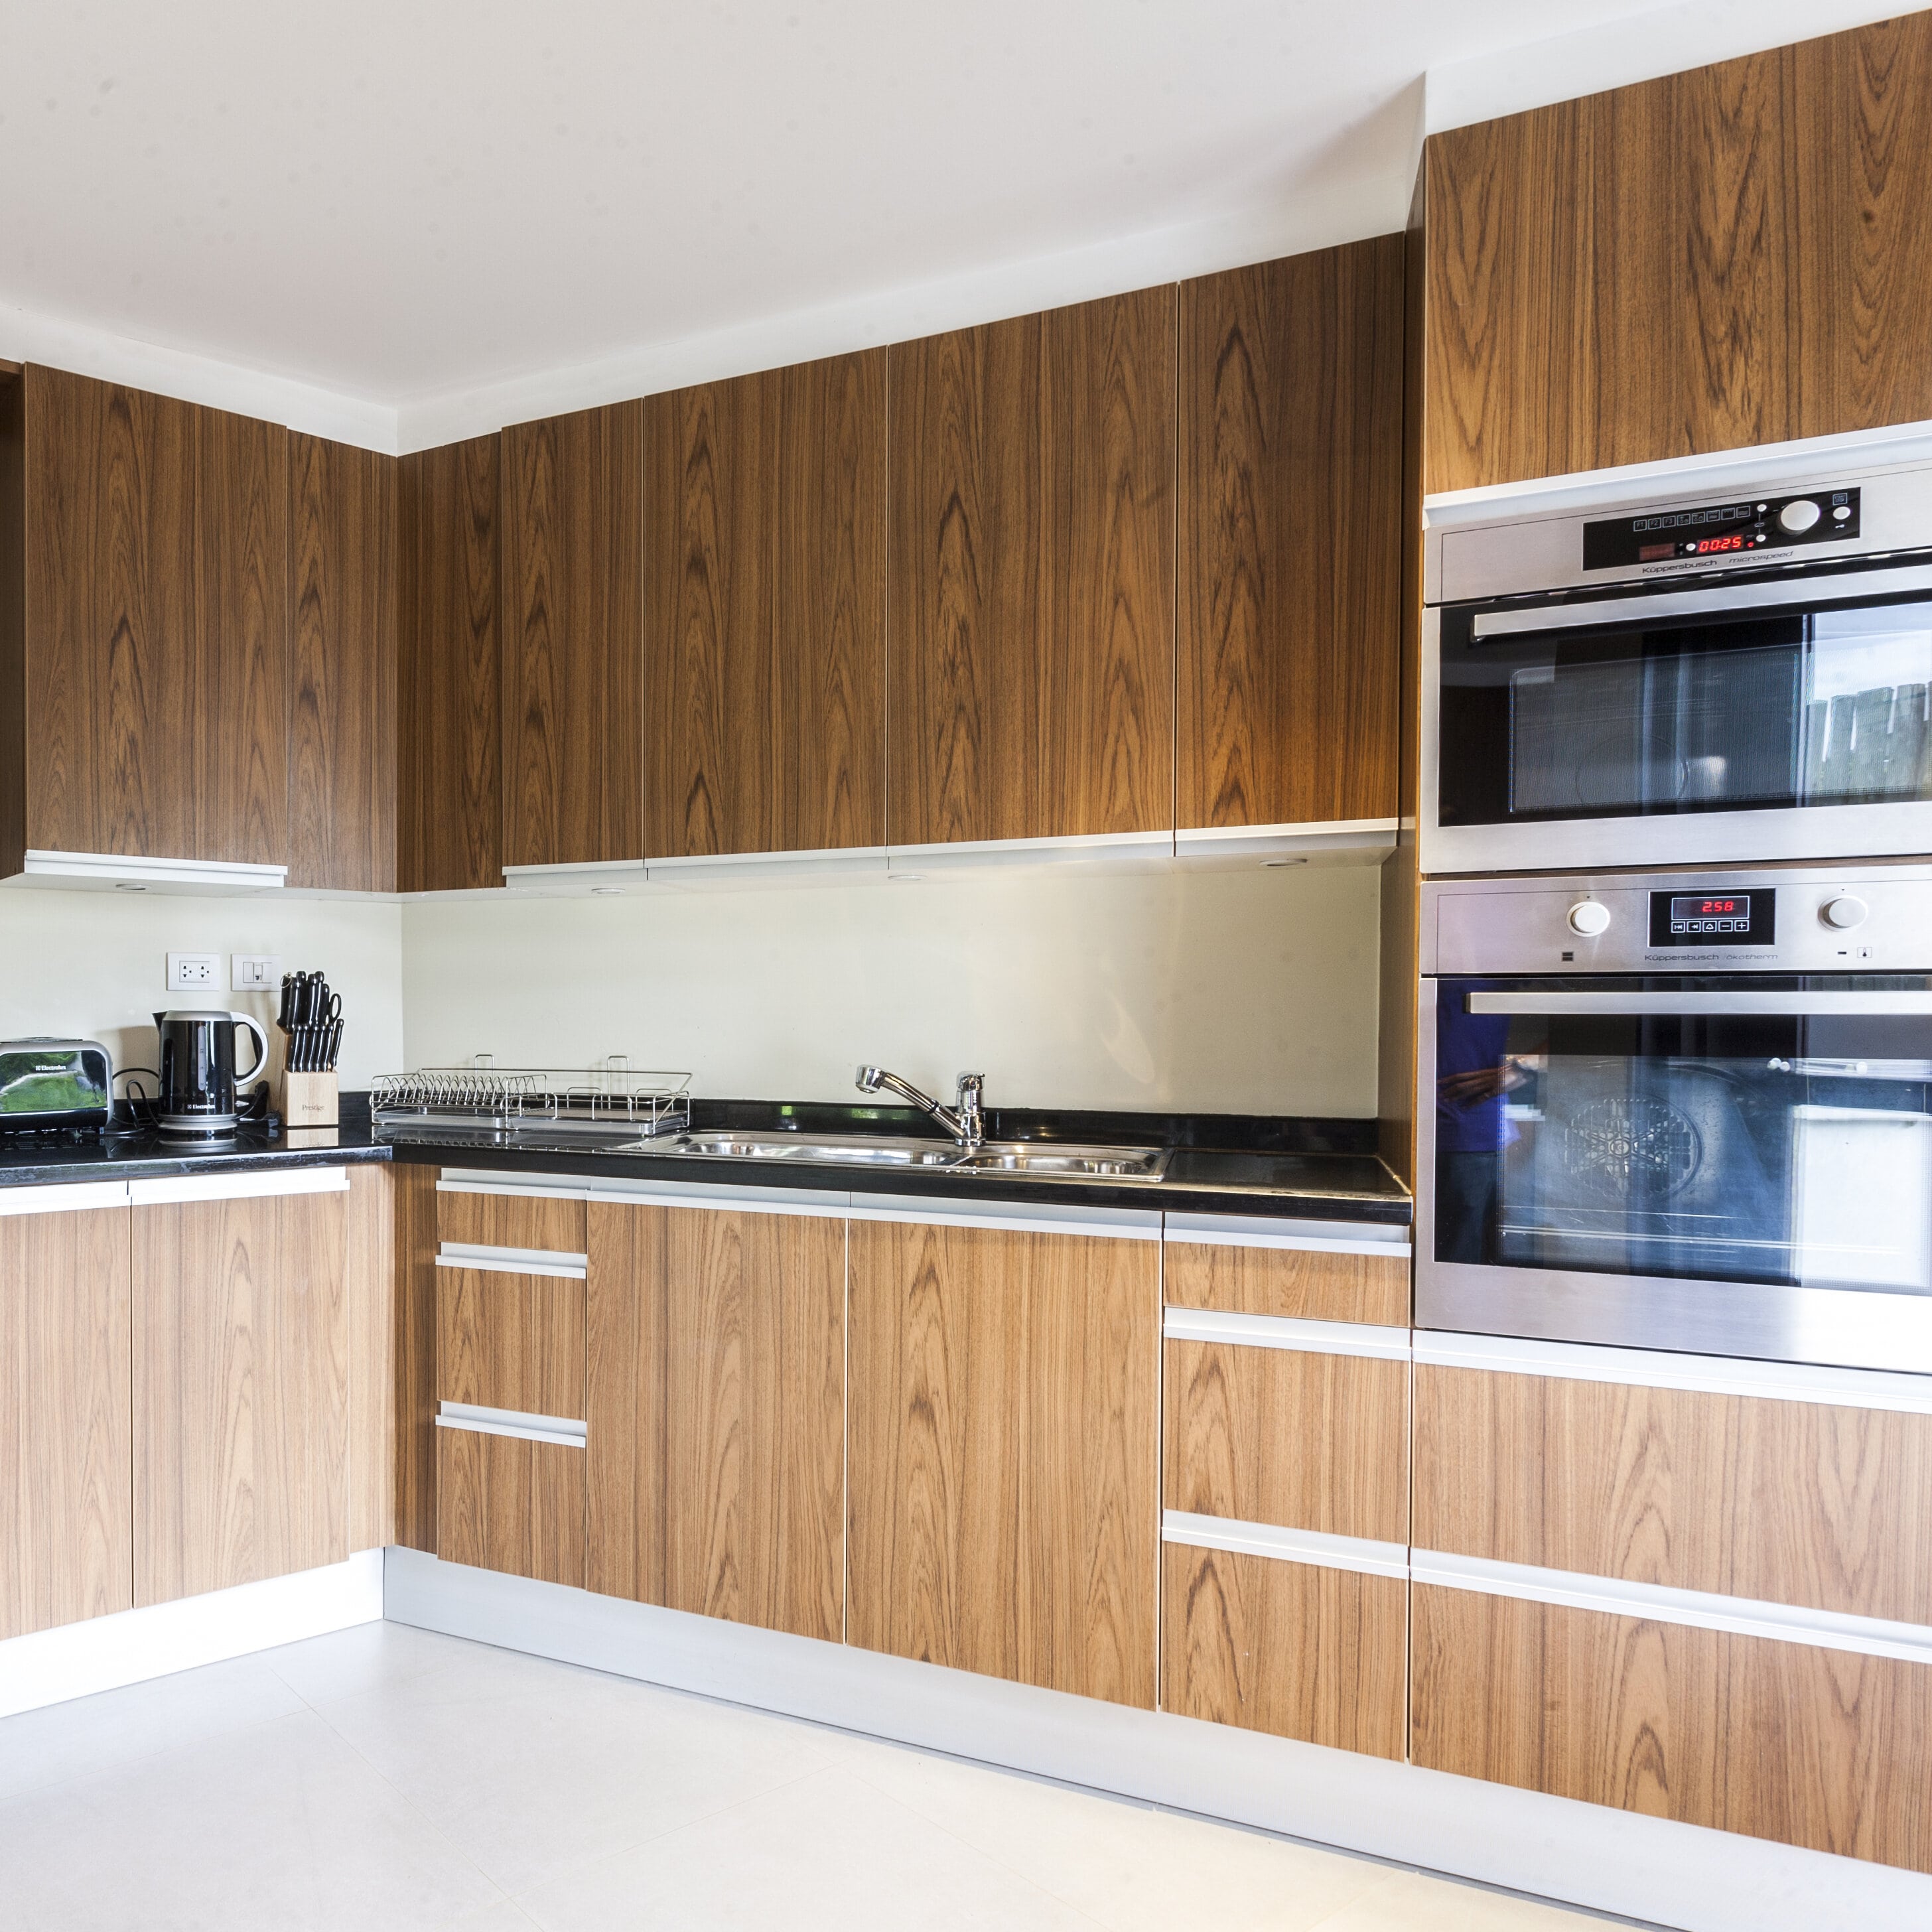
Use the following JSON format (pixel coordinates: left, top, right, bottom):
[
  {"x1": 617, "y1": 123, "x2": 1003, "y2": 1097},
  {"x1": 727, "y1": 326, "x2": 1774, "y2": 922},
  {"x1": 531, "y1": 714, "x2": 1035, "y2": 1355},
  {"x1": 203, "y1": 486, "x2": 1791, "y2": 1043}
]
[
  {"x1": 584, "y1": 1202, "x2": 845, "y2": 1641},
  {"x1": 289, "y1": 433, "x2": 397, "y2": 891},
  {"x1": 1414, "y1": 1365, "x2": 1932, "y2": 1624},
  {"x1": 346, "y1": 1166, "x2": 395, "y2": 1555},
  {"x1": 392, "y1": 1162, "x2": 441, "y2": 1555},
  {"x1": 1176, "y1": 238, "x2": 1404, "y2": 830},
  {"x1": 501, "y1": 401, "x2": 645, "y2": 868},
  {"x1": 1424, "y1": 13, "x2": 1932, "y2": 491},
  {"x1": 435, "y1": 1269, "x2": 585, "y2": 1421},
  {"x1": 437, "y1": 1430, "x2": 585, "y2": 1588},
  {"x1": 847, "y1": 1219, "x2": 1158, "y2": 1707},
  {"x1": 133, "y1": 1187, "x2": 349, "y2": 1607},
  {"x1": 397, "y1": 435, "x2": 502, "y2": 892},
  {"x1": 642, "y1": 354, "x2": 887, "y2": 860},
  {"x1": 0, "y1": 1205, "x2": 133, "y2": 1641},
  {"x1": 436, "y1": 1187, "x2": 586, "y2": 1257},
  {"x1": 888, "y1": 293, "x2": 1174, "y2": 847},
  {"x1": 1164, "y1": 1341, "x2": 1408, "y2": 1545},
  {"x1": 1412, "y1": 1584, "x2": 1932, "y2": 1874},
  {"x1": 1162, "y1": 1545, "x2": 1405, "y2": 1758},
  {"x1": 1163, "y1": 1239, "x2": 1409, "y2": 1327}
]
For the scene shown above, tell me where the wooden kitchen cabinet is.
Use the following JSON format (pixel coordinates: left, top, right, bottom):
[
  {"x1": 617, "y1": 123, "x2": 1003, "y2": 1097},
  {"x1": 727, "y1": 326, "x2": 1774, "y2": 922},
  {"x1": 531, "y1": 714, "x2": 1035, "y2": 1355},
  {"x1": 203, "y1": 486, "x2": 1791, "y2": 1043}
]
[
  {"x1": 133, "y1": 1176, "x2": 350, "y2": 1606},
  {"x1": 1164, "y1": 1232, "x2": 1410, "y2": 1327},
  {"x1": 642, "y1": 353, "x2": 887, "y2": 859},
  {"x1": 1176, "y1": 237, "x2": 1405, "y2": 831},
  {"x1": 888, "y1": 292, "x2": 1175, "y2": 849},
  {"x1": 0, "y1": 1191, "x2": 133, "y2": 1641},
  {"x1": 500, "y1": 401, "x2": 646, "y2": 869},
  {"x1": 397, "y1": 434, "x2": 503, "y2": 893},
  {"x1": 288, "y1": 433, "x2": 397, "y2": 892},
  {"x1": 0, "y1": 366, "x2": 291, "y2": 872},
  {"x1": 847, "y1": 1215, "x2": 1159, "y2": 1707},
  {"x1": 1423, "y1": 13, "x2": 1932, "y2": 492},
  {"x1": 584, "y1": 1200, "x2": 845, "y2": 1641}
]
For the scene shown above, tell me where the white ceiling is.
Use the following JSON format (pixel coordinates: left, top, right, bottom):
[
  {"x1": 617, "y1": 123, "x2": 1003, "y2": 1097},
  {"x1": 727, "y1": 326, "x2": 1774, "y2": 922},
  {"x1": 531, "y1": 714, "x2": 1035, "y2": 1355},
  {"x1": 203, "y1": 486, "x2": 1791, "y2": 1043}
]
[{"x1": 0, "y1": 0, "x2": 1906, "y2": 447}]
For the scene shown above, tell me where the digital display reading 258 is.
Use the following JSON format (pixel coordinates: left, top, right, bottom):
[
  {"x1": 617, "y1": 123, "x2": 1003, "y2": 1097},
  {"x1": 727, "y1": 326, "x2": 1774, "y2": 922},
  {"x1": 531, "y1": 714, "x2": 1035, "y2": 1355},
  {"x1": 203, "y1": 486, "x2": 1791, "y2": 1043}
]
[{"x1": 1648, "y1": 890, "x2": 1776, "y2": 947}]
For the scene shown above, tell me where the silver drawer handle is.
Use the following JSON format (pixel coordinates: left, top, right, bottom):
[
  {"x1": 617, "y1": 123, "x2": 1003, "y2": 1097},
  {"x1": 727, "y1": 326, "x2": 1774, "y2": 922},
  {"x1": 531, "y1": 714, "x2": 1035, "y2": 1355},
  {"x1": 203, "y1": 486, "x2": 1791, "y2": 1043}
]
[{"x1": 1467, "y1": 991, "x2": 1932, "y2": 1016}]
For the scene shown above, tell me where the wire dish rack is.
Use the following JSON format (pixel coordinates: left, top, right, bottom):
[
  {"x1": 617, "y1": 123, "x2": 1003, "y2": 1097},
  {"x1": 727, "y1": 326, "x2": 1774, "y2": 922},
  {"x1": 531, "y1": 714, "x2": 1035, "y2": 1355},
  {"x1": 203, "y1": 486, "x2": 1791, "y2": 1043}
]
[{"x1": 370, "y1": 1059, "x2": 691, "y2": 1137}]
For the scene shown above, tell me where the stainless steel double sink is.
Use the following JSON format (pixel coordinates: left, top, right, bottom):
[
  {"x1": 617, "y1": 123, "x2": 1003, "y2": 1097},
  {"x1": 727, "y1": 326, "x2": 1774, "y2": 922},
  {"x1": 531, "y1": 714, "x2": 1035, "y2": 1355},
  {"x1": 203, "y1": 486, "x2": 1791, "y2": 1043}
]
[{"x1": 634, "y1": 1129, "x2": 1170, "y2": 1183}]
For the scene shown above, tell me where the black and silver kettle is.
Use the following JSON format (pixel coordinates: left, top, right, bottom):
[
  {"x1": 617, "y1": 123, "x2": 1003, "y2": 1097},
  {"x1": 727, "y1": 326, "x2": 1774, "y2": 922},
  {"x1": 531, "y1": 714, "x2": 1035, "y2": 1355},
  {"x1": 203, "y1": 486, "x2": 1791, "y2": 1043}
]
[{"x1": 153, "y1": 1010, "x2": 270, "y2": 1137}]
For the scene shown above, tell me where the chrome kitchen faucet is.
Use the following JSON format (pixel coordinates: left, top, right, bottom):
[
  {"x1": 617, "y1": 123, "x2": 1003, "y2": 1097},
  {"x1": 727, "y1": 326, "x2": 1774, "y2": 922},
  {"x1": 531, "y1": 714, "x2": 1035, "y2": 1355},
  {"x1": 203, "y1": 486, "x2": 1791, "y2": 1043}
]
[{"x1": 855, "y1": 1066, "x2": 986, "y2": 1150}]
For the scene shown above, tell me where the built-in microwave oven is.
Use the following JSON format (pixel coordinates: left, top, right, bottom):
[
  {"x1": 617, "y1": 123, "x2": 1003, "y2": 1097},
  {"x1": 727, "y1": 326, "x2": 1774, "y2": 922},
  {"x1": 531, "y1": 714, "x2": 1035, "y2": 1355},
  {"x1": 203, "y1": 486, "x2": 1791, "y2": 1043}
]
[{"x1": 1421, "y1": 443, "x2": 1932, "y2": 874}]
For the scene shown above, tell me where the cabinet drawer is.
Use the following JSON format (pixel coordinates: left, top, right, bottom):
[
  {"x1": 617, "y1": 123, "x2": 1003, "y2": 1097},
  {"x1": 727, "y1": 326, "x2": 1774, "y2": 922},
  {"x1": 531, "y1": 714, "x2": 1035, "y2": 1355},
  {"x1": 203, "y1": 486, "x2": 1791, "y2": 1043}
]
[
  {"x1": 1163, "y1": 1237, "x2": 1408, "y2": 1327},
  {"x1": 436, "y1": 1267, "x2": 584, "y2": 1421},
  {"x1": 437, "y1": 1185, "x2": 585, "y2": 1256},
  {"x1": 1163, "y1": 1338, "x2": 1408, "y2": 1545},
  {"x1": 1162, "y1": 1544, "x2": 1404, "y2": 1758},
  {"x1": 437, "y1": 1426, "x2": 584, "y2": 1588},
  {"x1": 1411, "y1": 1582, "x2": 1932, "y2": 1874},
  {"x1": 1415, "y1": 1363, "x2": 1932, "y2": 1623}
]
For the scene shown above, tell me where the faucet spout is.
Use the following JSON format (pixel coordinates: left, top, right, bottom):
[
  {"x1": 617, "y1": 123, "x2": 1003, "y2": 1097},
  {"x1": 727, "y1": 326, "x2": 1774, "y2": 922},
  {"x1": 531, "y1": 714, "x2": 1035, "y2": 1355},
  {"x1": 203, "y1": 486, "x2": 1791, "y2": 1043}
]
[{"x1": 855, "y1": 1065, "x2": 987, "y2": 1150}]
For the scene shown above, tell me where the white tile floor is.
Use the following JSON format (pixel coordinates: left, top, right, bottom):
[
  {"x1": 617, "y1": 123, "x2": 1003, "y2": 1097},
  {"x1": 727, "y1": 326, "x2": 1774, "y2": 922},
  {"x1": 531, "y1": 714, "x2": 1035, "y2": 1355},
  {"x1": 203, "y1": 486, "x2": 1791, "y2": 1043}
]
[{"x1": 0, "y1": 1622, "x2": 1625, "y2": 1932}]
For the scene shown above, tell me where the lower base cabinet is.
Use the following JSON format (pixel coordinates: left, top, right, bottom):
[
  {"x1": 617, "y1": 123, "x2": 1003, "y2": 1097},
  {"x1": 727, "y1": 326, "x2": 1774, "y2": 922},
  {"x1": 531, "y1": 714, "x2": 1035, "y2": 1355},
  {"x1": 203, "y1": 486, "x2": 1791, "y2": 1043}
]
[
  {"x1": 437, "y1": 1428, "x2": 585, "y2": 1586},
  {"x1": 0, "y1": 1196, "x2": 133, "y2": 1640},
  {"x1": 133, "y1": 1176, "x2": 350, "y2": 1608},
  {"x1": 847, "y1": 1214, "x2": 1160, "y2": 1708},
  {"x1": 1161, "y1": 1545, "x2": 1405, "y2": 1758},
  {"x1": 1411, "y1": 1583, "x2": 1932, "y2": 1874}
]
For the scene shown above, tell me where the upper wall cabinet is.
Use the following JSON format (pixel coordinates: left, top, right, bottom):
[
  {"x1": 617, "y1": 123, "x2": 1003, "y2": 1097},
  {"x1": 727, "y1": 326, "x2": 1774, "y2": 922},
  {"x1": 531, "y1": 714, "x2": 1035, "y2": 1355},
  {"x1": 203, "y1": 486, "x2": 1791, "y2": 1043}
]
[
  {"x1": 1176, "y1": 238, "x2": 1405, "y2": 834},
  {"x1": 397, "y1": 435, "x2": 502, "y2": 893},
  {"x1": 1424, "y1": 13, "x2": 1932, "y2": 494},
  {"x1": 289, "y1": 435, "x2": 397, "y2": 892},
  {"x1": 888, "y1": 291, "x2": 1176, "y2": 849},
  {"x1": 501, "y1": 402, "x2": 645, "y2": 870},
  {"x1": 0, "y1": 366, "x2": 289, "y2": 875},
  {"x1": 642, "y1": 352, "x2": 886, "y2": 861}
]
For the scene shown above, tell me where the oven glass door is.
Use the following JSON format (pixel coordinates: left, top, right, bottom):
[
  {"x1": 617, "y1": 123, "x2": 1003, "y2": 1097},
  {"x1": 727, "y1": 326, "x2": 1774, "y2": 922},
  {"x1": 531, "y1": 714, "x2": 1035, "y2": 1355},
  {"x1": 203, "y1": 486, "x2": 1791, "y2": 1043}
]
[
  {"x1": 1434, "y1": 976, "x2": 1932, "y2": 1298},
  {"x1": 1437, "y1": 583, "x2": 1932, "y2": 829}
]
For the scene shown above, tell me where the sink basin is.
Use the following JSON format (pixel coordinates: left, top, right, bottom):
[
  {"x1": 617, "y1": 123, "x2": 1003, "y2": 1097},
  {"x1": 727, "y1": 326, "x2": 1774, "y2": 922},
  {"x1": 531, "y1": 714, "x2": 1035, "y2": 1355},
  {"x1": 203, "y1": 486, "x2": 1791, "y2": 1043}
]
[{"x1": 648, "y1": 1131, "x2": 1168, "y2": 1182}]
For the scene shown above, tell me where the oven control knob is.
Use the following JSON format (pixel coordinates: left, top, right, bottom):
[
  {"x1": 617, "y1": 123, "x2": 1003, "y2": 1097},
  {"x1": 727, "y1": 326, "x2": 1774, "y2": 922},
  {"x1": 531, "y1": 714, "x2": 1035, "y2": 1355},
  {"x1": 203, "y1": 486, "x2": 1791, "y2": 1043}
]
[
  {"x1": 1567, "y1": 900, "x2": 1612, "y2": 937},
  {"x1": 1779, "y1": 498, "x2": 1823, "y2": 534},
  {"x1": 1821, "y1": 893, "x2": 1869, "y2": 930}
]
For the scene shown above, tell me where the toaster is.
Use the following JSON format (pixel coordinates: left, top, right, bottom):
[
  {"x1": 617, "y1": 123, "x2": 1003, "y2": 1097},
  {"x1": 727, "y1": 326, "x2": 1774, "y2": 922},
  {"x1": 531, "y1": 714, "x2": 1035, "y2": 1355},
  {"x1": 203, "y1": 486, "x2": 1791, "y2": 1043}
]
[{"x1": 0, "y1": 1038, "x2": 113, "y2": 1136}]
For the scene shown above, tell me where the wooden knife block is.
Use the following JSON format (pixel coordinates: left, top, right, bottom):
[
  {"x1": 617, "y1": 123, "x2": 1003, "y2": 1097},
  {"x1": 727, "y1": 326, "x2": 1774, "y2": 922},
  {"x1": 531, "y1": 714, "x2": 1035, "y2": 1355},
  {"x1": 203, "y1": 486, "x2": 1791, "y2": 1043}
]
[{"x1": 275, "y1": 1029, "x2": 338, "y2": 1129}]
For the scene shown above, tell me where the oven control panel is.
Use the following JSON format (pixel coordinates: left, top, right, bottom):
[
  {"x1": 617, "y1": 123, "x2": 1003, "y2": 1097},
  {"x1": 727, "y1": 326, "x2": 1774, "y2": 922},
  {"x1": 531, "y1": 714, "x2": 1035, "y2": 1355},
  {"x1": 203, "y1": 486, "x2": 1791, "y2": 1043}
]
[
  {"x1": 1426, "y1": 868, "x2": 1932, "y2": 975},
  {"x1": 1583, "y1": 488, "x2": 1860, "y2": 569}
]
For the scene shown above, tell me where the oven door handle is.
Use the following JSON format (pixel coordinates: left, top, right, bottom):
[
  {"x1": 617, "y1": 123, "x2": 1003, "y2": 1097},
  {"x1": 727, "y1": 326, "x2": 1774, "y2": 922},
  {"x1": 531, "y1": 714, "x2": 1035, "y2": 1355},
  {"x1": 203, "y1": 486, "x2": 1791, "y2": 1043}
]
[
  {"x1": 1466, "y1": 991, "x2": 1932, "y2": 1016},
  {"x1": 1468, "y1": 561, "x2": 1932, "y2": 638}
]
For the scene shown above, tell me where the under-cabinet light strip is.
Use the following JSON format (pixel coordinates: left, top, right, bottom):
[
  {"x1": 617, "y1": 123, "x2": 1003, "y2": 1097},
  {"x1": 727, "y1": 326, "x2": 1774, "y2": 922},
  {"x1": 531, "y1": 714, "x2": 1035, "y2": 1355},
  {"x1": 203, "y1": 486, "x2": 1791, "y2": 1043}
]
[
  {"x1": 1162, "y1": 1306, "x2": 1411, "y2": 1361},
  {"x1": 435, "y1": 1402, "x2": 586, "y2": 1448},
  {"x1": 1161, "y1": 1512, "x2": 1409, "y2": 1580},
  {"x1": 435, "y1": 1243, "x2": 587, "y2": 1280},
  {"x1": 1414, "y1": 1332, "x2": 1932, "y2": 1416}
]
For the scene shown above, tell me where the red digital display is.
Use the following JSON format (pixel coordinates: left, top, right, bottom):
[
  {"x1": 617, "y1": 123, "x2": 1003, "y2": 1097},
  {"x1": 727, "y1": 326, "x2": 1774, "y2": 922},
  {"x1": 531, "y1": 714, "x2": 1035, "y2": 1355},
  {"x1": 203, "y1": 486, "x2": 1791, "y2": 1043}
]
[
  {"x1": 1691, "y1": 534, "x2": 1746, "y2": 554},
  {"x1": 1698, "y1": 899, "x2": 1740, "y2": 914}
]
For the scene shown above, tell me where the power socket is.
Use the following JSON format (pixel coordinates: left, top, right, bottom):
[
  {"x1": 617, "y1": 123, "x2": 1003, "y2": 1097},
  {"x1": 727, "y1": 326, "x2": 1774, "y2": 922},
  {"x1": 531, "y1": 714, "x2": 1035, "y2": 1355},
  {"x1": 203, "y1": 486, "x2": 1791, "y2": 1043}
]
[
  {"x1": 231, "y1": 954, "x2": 283, "y2": 991},
  {"x1": 166, "y1": 951, "x2": 224, "y2": 993}
]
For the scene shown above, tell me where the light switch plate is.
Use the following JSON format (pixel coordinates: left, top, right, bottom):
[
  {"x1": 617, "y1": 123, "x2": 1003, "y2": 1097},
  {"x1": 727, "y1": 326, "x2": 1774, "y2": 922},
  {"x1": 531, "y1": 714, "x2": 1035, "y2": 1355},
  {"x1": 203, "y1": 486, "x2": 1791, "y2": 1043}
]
[
  {"x1": 231, "y1": 954, "x2": 283, "y2": 991},
  {"x1": 166, "y1": 951, "x2": 224, "y2": 993}
]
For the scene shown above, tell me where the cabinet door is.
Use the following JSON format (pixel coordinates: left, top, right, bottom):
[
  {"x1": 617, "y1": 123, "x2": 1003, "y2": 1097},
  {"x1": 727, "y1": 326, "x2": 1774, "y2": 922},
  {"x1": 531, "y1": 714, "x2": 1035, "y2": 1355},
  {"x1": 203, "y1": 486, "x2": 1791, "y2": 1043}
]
[
  {"x1": 435, "y1": 1259, "x2": 585, "y2": 1588},
  {"x1": 888, "y1": 293, "x2": 1174, "y2": 847},
  {"x1": 133, "y1": 1176, "x2": 349, "y2": 1606},
  {"x1": 642, "y1": 354, "x2": 886, "y2": 859},
  {"x1": 585, "y1": 1201, "x2": 845, "y2": 1640},
  {"x1": 501, "y1": 402, "x2": 644, "y2": 868},
  {"x1": 289, "y1": 434, "x2": 397, "y2": 891},
  {"x1": 0, "y1": 1193, "x2": 133, "y2": 1640},
  {"x1": 847, "y1": 1217, "x2": 1158, "y2": 1707},
  {"x1": 1176, "y1": 238, "x2": 1403, "y2": 831},
  {"x1": 397, "y1": 435, "x2": 502, "y2": 892}
]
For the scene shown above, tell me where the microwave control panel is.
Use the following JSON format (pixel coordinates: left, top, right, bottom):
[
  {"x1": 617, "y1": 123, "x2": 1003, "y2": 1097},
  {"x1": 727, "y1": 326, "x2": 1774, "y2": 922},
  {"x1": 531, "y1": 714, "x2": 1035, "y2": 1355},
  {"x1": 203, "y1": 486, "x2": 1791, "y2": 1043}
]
[
  {"x1": 1426, "y1": 869, "x2": 1932, "y2": 975},
  {"x1": 1583, "y1": 488, "x2": 1860, "y2": 570}
]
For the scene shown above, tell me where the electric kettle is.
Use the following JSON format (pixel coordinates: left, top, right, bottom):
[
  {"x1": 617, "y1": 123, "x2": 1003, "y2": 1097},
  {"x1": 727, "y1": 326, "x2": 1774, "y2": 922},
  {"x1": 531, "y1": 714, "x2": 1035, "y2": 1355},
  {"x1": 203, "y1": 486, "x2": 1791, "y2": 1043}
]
[{"x1": 153, "y1": 1010, "x2": 270, "y2": 1137}]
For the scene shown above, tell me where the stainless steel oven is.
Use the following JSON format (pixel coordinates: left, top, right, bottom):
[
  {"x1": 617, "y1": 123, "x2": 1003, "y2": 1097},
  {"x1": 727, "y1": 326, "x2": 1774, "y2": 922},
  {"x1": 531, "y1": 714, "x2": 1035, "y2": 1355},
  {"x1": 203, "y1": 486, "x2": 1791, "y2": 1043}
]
[
  {"x1": 1416, "y1": 864, "x2": 1932, "y2": 1372},
  {"x1": 1422, "y1": 443, "x2": 1932, "y2": 874}
]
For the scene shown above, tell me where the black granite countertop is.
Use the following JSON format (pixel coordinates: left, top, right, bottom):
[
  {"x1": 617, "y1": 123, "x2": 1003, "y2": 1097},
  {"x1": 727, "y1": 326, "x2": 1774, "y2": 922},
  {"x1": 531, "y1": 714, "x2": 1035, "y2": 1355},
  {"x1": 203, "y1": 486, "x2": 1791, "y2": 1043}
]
[{"x1": 0, "y1": 1095, "x2": 1411, "y2": 1225}]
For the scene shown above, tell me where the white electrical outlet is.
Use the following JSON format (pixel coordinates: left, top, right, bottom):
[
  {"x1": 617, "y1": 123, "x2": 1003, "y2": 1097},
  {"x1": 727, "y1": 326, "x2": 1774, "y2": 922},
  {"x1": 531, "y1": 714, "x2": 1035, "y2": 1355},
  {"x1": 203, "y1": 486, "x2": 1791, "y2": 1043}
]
[
  {"x1": 231, "y1": 954, "x2": 283, "y2": 991},
  {"x1": 166, "y1": 951, "x2": 224, "y2": 993}
]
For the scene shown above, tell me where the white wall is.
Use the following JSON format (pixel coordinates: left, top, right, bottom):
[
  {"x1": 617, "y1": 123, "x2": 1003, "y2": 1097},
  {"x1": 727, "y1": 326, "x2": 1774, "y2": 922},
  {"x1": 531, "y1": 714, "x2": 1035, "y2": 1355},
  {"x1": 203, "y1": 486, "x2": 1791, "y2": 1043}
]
[
  {"x1": 401, "y1": 864, "x2": 1383, "y2": 1119},
  {"x1": 0, "y1": 888, "x2": 403, "y2": 1095}
]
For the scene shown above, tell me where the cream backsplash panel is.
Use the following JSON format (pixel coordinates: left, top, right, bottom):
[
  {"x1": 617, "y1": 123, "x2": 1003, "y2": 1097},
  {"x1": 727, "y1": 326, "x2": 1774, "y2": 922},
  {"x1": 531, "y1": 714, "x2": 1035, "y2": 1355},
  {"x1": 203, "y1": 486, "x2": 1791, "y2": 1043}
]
[
  {"x1": 401, "y1": 864, "x2": 1381, "y2": 1117},
  {"x1": 0, "y1": 890, "x2": 405, "y2": 1089}
]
